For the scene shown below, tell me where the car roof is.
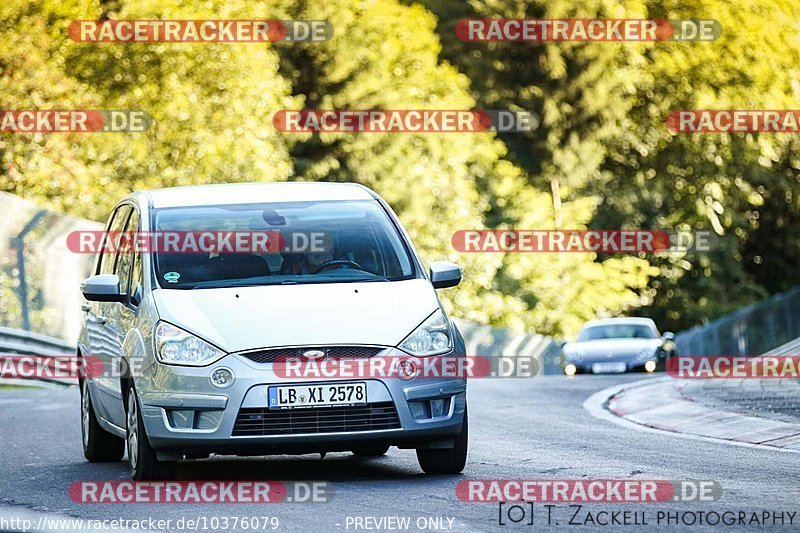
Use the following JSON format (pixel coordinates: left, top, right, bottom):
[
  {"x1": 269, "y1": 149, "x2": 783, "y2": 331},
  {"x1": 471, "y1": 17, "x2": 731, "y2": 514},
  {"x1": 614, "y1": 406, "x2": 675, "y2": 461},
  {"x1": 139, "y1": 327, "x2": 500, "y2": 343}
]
[
  {"x1": 138, "y1": 182, "x2": 377, "y2": 209},
  {"x1": 580, "y1": 317, "x2": 657, "y2": 329}
]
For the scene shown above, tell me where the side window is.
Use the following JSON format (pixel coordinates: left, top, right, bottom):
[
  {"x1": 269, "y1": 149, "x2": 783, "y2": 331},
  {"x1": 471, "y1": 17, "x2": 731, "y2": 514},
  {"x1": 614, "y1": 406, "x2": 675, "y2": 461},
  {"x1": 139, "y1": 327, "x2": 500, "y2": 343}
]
[
  {"x1": 94, "y1": 210, "x2": 117, "y2": 275},
  {"x1": 129, "y1": 247, "x2": 144, "y2": 307},
  {"x1": 98, "y1": 205, "x2": 132, "y2": 275},
  {"x1": 116, "y1": 209, "x2": 139, "y2": 302}
]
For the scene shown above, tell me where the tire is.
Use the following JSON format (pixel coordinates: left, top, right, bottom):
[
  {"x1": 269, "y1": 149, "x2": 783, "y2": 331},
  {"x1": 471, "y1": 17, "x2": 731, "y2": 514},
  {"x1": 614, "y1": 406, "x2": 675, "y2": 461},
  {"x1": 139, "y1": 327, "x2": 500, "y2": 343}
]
[
  {"x1": 657, "y1": 349, "x2": 674, "y2": 372},
  {"x1": 126, "y1": 383, "x2": 176, "y2": 480},
  {"x1": 352, "y1": 445, "x2": 390, "y2": 457},
  {"x1": 416, "y1": 407, "x2": 468, "y2": 475},
  {"x1": 81, "y1": 379, "x2": 125, "y2": 462}
]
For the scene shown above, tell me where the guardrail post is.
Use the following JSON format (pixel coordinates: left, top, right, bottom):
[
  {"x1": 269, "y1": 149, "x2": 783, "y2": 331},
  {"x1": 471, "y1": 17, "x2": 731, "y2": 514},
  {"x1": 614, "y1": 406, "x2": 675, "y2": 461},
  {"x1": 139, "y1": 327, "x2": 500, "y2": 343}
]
[{"x1": 14, "y1": 210, "x2": 47, "y2": 331}]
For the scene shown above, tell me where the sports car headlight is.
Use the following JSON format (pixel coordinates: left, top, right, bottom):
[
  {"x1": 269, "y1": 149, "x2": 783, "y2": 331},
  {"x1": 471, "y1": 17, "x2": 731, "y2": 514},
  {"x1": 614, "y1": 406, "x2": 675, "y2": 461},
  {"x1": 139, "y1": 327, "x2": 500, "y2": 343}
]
[
  {"x1": 564, "y1": 347, "x2": 583, "y2": 362},
  {"x1": 399, "y1": 309, "x2": 452, "y2": 356},
  {"x1": 155, "y1": 322, "x2": 225, "y2": 366},
  {"x1": 638, "y1": 347, "x2": 655, "y2": 360}
]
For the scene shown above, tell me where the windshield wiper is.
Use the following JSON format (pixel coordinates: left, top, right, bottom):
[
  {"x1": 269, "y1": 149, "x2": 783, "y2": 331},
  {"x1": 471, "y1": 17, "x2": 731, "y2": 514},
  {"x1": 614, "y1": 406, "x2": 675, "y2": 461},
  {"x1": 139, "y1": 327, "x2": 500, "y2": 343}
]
[
  {"x1": 185, "y1": 279, "x2": 284, "y2": 290},
  {"x1": 178, "y1": 275, "x2": 393, "y2": 289}
]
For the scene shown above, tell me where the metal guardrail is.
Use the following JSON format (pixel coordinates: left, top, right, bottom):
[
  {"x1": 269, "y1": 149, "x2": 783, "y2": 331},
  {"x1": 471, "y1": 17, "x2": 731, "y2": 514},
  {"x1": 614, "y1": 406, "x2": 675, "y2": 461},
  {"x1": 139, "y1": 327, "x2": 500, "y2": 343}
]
[
  {"x1": 762, "y1": 337, "x2": 800, "y2": 357},
  {"x1": 454, "y1": 319, "x2": 561, "y2": 375},
  {"x1": 675, "y1": 286, "x2": 800, "y2": 356},
  {"x1": 0, "y1": 192, "x2": 102, "y2": 344},
  {"x1": 0, "y1": 326, "x2": 75, "y2": 386},
  {"x1": 0, "y1": 326, "x2": 74, "y2": 357}
]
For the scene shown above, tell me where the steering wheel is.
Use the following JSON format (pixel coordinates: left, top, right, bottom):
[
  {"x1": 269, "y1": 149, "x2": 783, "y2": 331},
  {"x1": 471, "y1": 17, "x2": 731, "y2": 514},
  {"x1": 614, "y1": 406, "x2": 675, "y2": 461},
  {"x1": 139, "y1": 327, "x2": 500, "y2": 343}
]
[{"x1": 311, "y1": 259, "x2": 364, "y2": 274}]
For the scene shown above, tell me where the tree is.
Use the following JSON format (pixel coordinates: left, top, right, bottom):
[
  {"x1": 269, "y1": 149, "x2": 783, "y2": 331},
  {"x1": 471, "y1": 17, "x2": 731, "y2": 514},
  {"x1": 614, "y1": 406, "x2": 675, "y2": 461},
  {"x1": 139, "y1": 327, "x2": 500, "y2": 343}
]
[{"x1": 593, "y1": 0, "x2": 800, "y2": 329}]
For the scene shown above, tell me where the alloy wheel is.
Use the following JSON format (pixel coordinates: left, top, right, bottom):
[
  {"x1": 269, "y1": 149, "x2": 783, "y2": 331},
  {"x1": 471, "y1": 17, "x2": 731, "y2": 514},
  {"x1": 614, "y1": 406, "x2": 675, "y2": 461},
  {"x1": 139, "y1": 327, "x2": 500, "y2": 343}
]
[
  {"x1": 126, "y1": 392, "x2": 139, "y2": 472},
  {"x1": 81, "y1": 381, "x2": 90, "y2": 449}
]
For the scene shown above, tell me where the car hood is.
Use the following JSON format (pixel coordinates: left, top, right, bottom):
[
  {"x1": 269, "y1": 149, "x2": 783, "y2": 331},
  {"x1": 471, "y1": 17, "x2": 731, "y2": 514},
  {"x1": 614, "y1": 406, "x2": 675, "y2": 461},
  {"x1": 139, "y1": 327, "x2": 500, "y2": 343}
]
[
  {"x1": 564, "y1": 338, "x2": 662, "y2": 361},
  {"x1": 153, "y1": 278, "x2": 439, "y2": 353}
]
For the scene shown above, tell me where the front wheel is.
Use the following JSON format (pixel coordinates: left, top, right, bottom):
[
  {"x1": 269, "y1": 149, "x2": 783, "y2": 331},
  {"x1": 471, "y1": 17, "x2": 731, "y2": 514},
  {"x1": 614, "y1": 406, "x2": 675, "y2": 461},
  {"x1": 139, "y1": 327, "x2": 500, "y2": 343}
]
[
  {"x1": 657, "y1": 350, "x2": 676, "y2": 372},
  {"x1": 81, "y1": 379, "x2": 124, "y2": 462},
  {"x1": 126, "y1": 384, "x2": 176, "y2": 480},
  {"x1": 416, "y1": 407, "x2": 468, "y2": 474}
]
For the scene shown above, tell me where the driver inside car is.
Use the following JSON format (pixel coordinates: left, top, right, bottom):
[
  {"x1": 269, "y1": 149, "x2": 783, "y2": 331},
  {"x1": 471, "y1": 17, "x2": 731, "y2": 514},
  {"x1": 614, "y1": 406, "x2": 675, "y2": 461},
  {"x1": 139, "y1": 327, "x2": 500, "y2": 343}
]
[{"x1": 280, "y1": 247, "x2": 337, "y2": 275}]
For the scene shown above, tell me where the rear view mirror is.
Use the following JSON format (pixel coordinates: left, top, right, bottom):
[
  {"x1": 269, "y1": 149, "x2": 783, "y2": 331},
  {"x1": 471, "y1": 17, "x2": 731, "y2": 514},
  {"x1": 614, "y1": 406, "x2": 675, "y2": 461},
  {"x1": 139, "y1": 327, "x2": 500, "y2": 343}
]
[
  {"x1": 429, "y1": 261, "x2": 462, "y2": 289},
  {"x1": 81, "y1": 274, "x2": 124, "y2": 303}
]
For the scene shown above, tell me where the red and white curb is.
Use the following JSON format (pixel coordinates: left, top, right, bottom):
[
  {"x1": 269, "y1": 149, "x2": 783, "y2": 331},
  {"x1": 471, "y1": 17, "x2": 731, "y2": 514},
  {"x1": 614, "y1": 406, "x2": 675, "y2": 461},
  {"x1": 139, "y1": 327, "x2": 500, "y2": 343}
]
[{"x1": 583, "y1": 377, "x2": 800, "y2": 453}]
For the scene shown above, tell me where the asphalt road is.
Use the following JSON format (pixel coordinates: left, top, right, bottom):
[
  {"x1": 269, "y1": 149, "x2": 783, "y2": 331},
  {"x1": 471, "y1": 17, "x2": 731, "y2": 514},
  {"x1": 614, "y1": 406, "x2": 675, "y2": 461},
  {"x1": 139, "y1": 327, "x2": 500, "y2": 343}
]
[{"x1": 0, "y1": 375, "x2": 797, "y2": 532}]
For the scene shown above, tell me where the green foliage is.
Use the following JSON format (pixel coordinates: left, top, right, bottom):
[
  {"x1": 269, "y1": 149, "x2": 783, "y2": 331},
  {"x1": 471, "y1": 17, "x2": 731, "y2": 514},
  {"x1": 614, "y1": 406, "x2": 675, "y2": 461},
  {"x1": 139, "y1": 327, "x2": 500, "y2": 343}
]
[
  {"x1": 593, "y1": 0, "x2": 800, "y2": 330},
  {"x1": 416, "y1": 0, "x2": 658, "y2": 334},
  {"x1": 417, "y1": 0, "x2": 800, "y2": 334}
]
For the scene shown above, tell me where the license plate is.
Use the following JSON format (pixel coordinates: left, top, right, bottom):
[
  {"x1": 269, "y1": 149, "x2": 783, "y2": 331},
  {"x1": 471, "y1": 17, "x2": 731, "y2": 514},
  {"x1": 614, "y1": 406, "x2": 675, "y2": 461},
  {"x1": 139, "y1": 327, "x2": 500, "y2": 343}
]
[
  {"x1": 268, "y1": 383, "x2": 367, "y2": 410},
  {"x1": 592, "y1": 362, "x2": 627, "y2": 374}
]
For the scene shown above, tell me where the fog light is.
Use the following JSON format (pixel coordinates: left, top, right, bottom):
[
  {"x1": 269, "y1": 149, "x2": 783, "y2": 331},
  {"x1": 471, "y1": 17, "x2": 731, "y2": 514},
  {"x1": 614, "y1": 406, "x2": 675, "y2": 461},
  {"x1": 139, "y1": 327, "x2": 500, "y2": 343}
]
[
  {"x1": 644, "y1": 360, "x2": 657, "y2": 373},
  {"x1": 210, "y1": 367, "x2": 234, "y2": 388},
  {"x1": 167, "y1": 409, "x2": 195, "y2": 429},
  {"x1": 430, "y1": 399, "x2": 447, "y2": 418},
  {"x1": 564, "y1": 364, "x2": 577, "y2": 377},
  {"x1": 409, "y1": 401, "x2": 427, "y2": 420}
]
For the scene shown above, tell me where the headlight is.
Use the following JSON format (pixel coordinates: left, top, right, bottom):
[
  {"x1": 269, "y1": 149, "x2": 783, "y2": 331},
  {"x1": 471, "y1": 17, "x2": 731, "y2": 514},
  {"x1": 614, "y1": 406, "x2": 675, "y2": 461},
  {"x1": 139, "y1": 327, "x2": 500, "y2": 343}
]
[
  {"x1": 637, "y1": 348, "x2": 655, "y2": 360},
  {"x1": 399, "y1": 309, "x2": 452, "y2": 356},
  {"x1": 155, "y1": 322, "x2": 225, "y2": 366},
  {"x1": 564, "y1": 347, "x2": 583, "y2": 362}
]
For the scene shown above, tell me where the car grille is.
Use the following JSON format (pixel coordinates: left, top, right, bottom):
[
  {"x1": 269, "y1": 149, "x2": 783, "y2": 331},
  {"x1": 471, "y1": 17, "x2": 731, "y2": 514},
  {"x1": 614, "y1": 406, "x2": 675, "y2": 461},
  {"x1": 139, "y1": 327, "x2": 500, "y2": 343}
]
[
  {"x1": 232, "y1": 402, "x2": 401, "y2": 436},
  {"x1": 239, "y1": 346, "x2": 385, "y2": 364}
]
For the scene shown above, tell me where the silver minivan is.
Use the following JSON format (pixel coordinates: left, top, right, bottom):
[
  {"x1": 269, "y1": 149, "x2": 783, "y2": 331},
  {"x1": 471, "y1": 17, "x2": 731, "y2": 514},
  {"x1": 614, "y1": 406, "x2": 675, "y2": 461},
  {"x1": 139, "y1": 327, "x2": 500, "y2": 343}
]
[{"x1": 78, "y1": 182, "x2": 467, "y2": 480}]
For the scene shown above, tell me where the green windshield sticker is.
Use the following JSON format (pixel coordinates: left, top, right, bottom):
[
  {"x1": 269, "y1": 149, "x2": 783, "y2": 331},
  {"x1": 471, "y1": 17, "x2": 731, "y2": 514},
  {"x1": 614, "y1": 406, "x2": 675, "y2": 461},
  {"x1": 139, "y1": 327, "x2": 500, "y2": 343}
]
[{"x1": 164, "y1": 271, "x2": 181, "y2": 283}]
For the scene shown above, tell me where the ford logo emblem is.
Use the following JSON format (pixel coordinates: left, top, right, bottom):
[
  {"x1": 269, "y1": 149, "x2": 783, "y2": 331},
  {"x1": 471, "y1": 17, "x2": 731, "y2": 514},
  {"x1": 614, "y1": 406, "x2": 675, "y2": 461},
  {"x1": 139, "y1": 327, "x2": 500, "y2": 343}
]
[{"x1": 302, "y1": 349, "x2": 326, "y2": 360}]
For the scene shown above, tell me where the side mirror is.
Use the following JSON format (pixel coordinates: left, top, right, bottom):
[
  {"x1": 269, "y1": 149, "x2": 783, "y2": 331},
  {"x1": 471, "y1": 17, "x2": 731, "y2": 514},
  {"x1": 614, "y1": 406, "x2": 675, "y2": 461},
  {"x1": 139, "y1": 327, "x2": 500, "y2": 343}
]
[
  {"x1": 429, "y1": 261, "x2": 462, "y2": 289},
  {"x1": 130, "y1": 282, "x2": 143, "y2": 307},
  {"x1": 81, "y1": 274, "x2": 124, "y2": 303},
  {"x1": 662, "y1": 331, "x2": 675, "y2": 341}
]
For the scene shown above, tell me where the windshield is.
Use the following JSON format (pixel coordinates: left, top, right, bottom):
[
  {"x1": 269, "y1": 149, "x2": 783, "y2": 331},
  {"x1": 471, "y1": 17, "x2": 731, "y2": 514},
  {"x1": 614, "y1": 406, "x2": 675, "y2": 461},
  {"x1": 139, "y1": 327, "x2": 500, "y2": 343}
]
[
  {"x1": 151, "y1": 200, "x2": 416, "y2": 289},
  {"x1": 577, "y1": 324, "x2": 657, "y2": 341}
]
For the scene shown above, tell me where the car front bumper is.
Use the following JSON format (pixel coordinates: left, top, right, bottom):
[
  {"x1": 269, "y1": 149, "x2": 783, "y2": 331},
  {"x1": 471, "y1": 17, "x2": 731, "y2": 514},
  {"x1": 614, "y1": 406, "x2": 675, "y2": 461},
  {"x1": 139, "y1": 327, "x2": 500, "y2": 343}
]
[
  {"x1": 134, "y1": 350, "x2": 467, "y2": 459},
  {"x1": 564, "y1": 357, "x2": 659, "y2": 374}
]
